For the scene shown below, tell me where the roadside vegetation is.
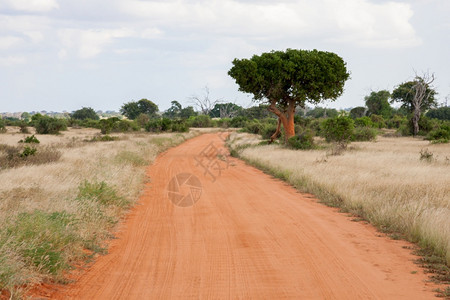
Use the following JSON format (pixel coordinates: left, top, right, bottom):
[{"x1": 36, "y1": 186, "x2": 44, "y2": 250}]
[{"x1": 0, "y1": 127, "x2": 200, "y2": 298}]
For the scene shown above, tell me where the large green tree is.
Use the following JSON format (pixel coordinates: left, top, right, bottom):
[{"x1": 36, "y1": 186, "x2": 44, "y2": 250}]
[
  {"x1": 391, "y1": 73, "x2": 437, "y2": 135},
  {"x1": 71, "y1": 107, "x2": 99, "y2": 120},
  {"x1": 364, "y1": 90, "x2": 392, "y2": 119},
  {"x1": 228, "y1": 49, "x2": 349, "y2": 142},
  {"x1": 209, "y1": 103, "x2": 243, "y2": 118},
  {"x1": 121, "y1": 99, "x2": 159, "y2": 120}
]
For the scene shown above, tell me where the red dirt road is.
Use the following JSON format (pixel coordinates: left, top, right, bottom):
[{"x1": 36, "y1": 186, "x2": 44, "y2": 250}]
[{"x1": 46, "y1": 133, "x2": 435, "y2": 299}]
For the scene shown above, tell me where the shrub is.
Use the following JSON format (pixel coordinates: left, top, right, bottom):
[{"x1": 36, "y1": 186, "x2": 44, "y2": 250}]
[
  {"x1": 321, "y1": 116, "x2": 355, "y2": 146},
  {"x1": 386, "y1": 115, "x2": 407, "y2": 129},
  {"x1": 99, "y1": 118, "x2": 118, "y2": 134},
  {"x1": 187, "y1": 115, "x2": 212, "y2": 127},
  {"x1": 370, "y1": 114, "x2": 386, "y2": 128},
  {"x1": 0, "y1": 144, "x2": 61, "y2": 169},
  {"x1": 171, "y1": 120, "x2": 189, "y2": 132},
  {"x1": 261, "y1": 123, "x2": 279, "y2": 140},
  {"x1": 6, "y1": 210, "x2": 78, "y2": 275},
  {"x1": 0, "y1": 119, "x2": 6, "y2": 133},
  {"x1": 112, "y1": 119, "x2": 140, "y2": 133},
  {"x1": 230, "y1": 116, "x2": 248, "y2": 128},
  {"x1": 34, "y1": 116, "x2": 67, "y2": 134},
  {"x1": 352, "y1": 127, "x2": 378, "y2": 141},
  {"x1": 20, "y1": 146, "x2": 37, "y2": 157},
  {"x1": 426, "y1": 124, "x2": 450, "y2": 143},
  {"x1": 287, "y1": 130, "x2": 315, "y2": 149},
  {"x1": 78, "y1": 180, "x2": 128, "y2": 207},
  {"x1": 354, "y1": 116, "x2": 374, "y2": 128},
  {"x1": 243, "y1": 120, "x2": 263, "y2": 134},
  {"x1": 19, "y1": 135, "x2": 40, "y2": 144}
]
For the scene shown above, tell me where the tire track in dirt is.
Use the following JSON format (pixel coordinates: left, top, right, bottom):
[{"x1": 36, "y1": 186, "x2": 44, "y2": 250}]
[{"x1": 37, "y1": 133, "x2": 435, "y2": 299}]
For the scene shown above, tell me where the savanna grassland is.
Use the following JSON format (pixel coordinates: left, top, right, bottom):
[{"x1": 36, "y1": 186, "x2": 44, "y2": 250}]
[
  {"x1": 0, "y1": 126, "x2": 203, "y2": 298},
  {"x1": 228, "y1": 132, "x2": 450, "y2": 287}
]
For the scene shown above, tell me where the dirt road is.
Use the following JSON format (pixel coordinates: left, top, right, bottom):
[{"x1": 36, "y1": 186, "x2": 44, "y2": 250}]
[{"x1": 46, "y1": 133, "x2": 435, "y2": 299}]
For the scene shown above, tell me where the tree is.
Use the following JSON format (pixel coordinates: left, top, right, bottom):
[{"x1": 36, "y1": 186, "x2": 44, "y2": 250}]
[
  {"x1": 209, "y1": 103, "x2": 243, "y2": 118},
  {"x1": 120, "y1": 99, "x2": 159, "y2": 120},
  {"x1": 163, "y1": 101, "x2": 182, "y2": 119},
  {"x1": 239, "y1": 104, "x2": 272, "y2": 119},
  {"x1": 426, "y1": 106, "x2": 450, "y2": 121},
  {"x1": 21, "y1": 112, "x2": 31, "y2": 122},
  {"x1": 391, "y1": 72, "x2": 437, "y2": 135},
  {"x1": 71, "y1": 107, "x2": 99, "y2": 120},
  {"x1": 190, "y1": 86, "x2": 221, "y2": 115},
  {"x1": 305, "y1": 107, "x2": 339, "y2": 118},
  {"x1": 228, "y1": 49, "x2": 349, "y2": 142},
  {"x1": 179, "y1": 106, "x2": 197, "y2": 119},
  {"x1": 364, "y1": 90, "x2": 392, "y2": 119},
  {"x1": 349, "y1": 106, "x2": 366, "y2": 119}
]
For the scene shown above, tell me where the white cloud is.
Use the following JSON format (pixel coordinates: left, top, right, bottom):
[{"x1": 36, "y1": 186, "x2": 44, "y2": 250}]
[
  {"x1": 1, "y1": 0, "x2": 59, "y2": 12},
  {"x1": 0, "y1": 36, "x2": 23, "y2": 49},
  {"x1": 58, "y1": 28, "x2": 134, "y2": 59},
  {"x1": 0, "y1": 56, "x2": 26, "y2": 66},
  {"x1": 118, "y1": 0, "x2": 419, "y2": 48}
]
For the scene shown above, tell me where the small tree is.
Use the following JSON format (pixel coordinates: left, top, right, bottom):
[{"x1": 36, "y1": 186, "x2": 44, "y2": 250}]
[
  {"x1": 228, "y1": 49, "x2": 349, "y2": 143},
  {"x1": 71, "y1": 107, "x2": 99, "y2": 120},
  {"x1": 120, "y1": 99, "x2": 159, "y2": 120},
  {"x1": 321, "y1": 116, "x2": 354, "y2": 148},
  {"x1": 349, "y1": 107, "x2": 366, "y2": 119},
  {"x1": 163, "y1": 101, "x2": 182, "y2": 119},
  {"x1": 391, "y1": 72, "x2": 437, "y2": 135},
  {"x1": 209, "y1": 103, "x2": 243, "y2": 118},
  {"x1": 364, "y1": 90, "x2": 392, "y2": 119}
]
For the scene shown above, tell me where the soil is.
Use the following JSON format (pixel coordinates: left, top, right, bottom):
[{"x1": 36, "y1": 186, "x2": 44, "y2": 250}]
[{"x1": 30, "y1": 133, "x2": 436, "y2": 299}]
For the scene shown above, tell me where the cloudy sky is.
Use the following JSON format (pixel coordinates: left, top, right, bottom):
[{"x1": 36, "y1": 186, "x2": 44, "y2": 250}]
[{"x1": 0, "y1": 0, "x2": 449, "y2": 113}]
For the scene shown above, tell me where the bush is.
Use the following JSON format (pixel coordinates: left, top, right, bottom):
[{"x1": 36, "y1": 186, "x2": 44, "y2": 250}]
[
  {"x1": 354, "y1": 116, "x2": 374, "y2": 128},
  {"x1": 243, "y1": 120, "x2": 263, "y2": 134},
  {"x1": 0, "y1": 144, "x2": 61, "y2": 169},
  {"x1": 352, "y1": 127, "x2": 378, "y2": 141},
  {"x1": 426, "y1": 124, "x2": 450, "y2": 143},
  {"x1": 78, "y1": 180, "x2": 128, "y2": 207},
  {"x1": 386, "y1": 115, "x2": 407, "y2": 129},
  {"x1": 230, "y1": 116, "x2": 248, "y2": 128},
  {"x1": 186, "y1": 115, "x2": 212, "y2": 127},
  {"x1": 321, "y1": 116, "x2": 355, "y2": 146},
  {"x1": 287, "y1": 130, "x2": 315, "y2": 149},
  {"x1": 0, "y1": 119, "x2": 6, "y2": 133},
  {"x1": 261, "y1": 123, "x2": 279, "y2": 140},
  {"x1": 34, "y1": 116, "x2": 67, "y2": 134},
  {"x1": 99, "y1": 118, "x2": 119, "y2": 134},
  {"x1": 6, "y1": 210, "x2": 78, "y2": 275},
  {"x1": 19, "y1": 135, "x2": 40, "y2": 144},
  {"x1": 171, "y1": 120, "x2": 189, "y2": 132},
  {"x1": 370, "y1": 114, "x2": 386, "y2": 128}
]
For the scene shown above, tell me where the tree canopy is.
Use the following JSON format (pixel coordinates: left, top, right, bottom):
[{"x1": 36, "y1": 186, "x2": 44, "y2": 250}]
[
  {"x1": 71, "y1": 107, "x2": 99, "y2": 120},
  {"x1": 391, "y1": 73, "x2": 437, "y2": 135},
  {"x1": 228, "y1": 49, "x2": 349, "y2": 141},
  {"x1": 120, "y1": 99, "x2": 159, "y2": 120},
  {"x1": 391, "y1": 79, "x2": 437, "y2": 112},
  {"x1": 364, "y1": 90, "x2": 392, "y2": 119}
]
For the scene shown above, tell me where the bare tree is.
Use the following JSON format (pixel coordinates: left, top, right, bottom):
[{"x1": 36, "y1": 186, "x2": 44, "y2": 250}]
[
  {"x1": 189, "y1": 86, "x2": 222, "y2": 115},
  {"x1": 410, "y1": 72, "x2": 436, "y2": 135},
  {"x1": 392, "y1": 71, "x2": 437, "y2": 136}
]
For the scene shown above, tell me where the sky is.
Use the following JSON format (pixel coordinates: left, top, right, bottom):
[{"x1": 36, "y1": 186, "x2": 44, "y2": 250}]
[{"x1": 0, "y1": 0, "x2": 449, "y2": 113}]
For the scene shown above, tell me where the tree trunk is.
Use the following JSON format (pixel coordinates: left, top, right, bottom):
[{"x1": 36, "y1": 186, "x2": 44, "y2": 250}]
[
  {"x1": 412, "y1": 107, "x2": 420, "y2": 136},
  {"x1": 269, "y1": 118, "x2": 282, "y2": 144},
  {"x1": 268, "y1": 99, "x2": 296, "y2": 143}
]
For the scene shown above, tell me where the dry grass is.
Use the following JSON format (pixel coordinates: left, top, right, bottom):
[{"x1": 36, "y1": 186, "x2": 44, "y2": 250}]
[
  {"x1": 228, "y1": 133, "x2": 450, "y2": 269},
  {"x1": 0, "y1": 127, "x2": 199, "y2": 297}
]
